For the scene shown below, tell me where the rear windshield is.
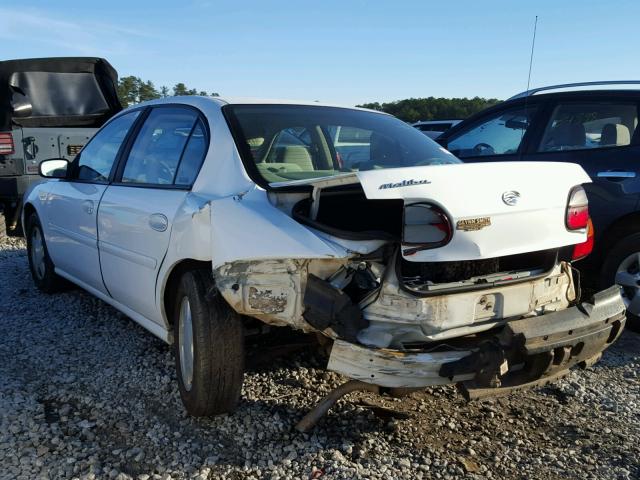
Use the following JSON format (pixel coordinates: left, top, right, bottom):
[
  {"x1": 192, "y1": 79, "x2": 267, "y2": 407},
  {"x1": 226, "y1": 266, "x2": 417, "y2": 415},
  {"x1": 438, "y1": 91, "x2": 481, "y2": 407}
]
[
  {"x1": 224, "y1": 104, "x2": 460, "y2": 185},
  {"x1": 9, "y1": 71, "x2": 109, "y2": 117}
]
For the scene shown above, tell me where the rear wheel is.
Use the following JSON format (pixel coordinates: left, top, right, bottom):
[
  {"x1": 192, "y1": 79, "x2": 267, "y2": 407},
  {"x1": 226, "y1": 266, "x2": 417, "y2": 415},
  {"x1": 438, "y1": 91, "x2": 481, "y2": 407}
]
[
  {"x1": 25, "y1": 213, "x2": 65, "y2": 293},
  {"x1": 601, "y1": 233, "x2": 640, "y2": 332},
  {"x1": 173, "y1": 269, "x2": 245, "y2": 416}
]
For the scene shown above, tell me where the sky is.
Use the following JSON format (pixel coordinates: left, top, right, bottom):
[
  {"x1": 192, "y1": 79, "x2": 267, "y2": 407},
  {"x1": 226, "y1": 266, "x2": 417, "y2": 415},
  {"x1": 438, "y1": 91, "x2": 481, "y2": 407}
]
[{"x1": 1, "y1": 0, "x2": 639, "y2": 105}]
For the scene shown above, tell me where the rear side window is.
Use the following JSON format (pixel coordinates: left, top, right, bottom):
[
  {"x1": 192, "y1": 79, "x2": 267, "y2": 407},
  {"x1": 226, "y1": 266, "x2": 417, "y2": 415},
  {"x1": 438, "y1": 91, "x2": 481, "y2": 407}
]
[
  {"x1": 121, "y1": 107, "x2": 203, "y2": 186},
  {"x1": 75, "y1": 110, "x2": 140, "y2": 182},
  {"x1": 175, "y1": 120, "x2": 207, "y2": 186},
  {"x1": 447, "y1": 107, "x2": 537, "y2": 158},
  {"x1": 538, "y1": 102, "x2": 638, "y2": 152}
]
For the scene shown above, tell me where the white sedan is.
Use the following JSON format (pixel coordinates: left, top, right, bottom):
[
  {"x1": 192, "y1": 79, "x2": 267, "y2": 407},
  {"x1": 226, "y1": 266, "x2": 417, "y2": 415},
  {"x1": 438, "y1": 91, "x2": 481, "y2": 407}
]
[{"x1": 24, "y1": 96, "x2": 625, "y2": 424}]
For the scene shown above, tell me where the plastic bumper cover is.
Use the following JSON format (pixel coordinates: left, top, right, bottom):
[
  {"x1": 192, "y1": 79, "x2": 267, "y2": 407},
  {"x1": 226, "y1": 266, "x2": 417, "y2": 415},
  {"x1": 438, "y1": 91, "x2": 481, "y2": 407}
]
[{"x1": 327, "y1": 286, "x2": 625, "y2": 393}]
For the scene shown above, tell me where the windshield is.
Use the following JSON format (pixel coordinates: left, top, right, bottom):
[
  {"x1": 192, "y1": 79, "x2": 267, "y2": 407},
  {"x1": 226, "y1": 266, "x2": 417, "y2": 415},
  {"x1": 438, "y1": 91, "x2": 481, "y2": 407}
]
[{"x1": 224, "y1": 104, "x2": 460, "y2": 185}]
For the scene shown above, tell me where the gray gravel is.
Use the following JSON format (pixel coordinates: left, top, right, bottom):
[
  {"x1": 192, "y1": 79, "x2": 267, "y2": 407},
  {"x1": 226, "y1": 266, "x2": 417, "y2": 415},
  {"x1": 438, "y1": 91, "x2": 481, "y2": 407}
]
[{"x1": 1, "y1": 237, "x2": 639, "y2": 480}]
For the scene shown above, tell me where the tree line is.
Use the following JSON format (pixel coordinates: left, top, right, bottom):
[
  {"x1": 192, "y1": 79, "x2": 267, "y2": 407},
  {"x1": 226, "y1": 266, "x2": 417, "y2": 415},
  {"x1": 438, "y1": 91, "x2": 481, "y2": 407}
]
[
  {"x1": 117, "y1": 75, "x2": 501, "y2": 121},
  {"x1": 116, "y1": 76, "x2": 219, "y2": 107},
  {"x1": 357, "y1": 96, "x2": 501, "y2": 122}
]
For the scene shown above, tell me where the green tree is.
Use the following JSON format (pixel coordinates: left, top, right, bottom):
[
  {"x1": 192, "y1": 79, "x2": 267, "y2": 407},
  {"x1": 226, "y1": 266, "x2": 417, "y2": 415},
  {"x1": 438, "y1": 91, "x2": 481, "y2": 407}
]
[
  {"x1": 357, "y1": 96, "x2": 501, "y2": 123},
  {"x1": 117, "y1": 76, "x2": 160, "y2": 107},
  {"x1": 160, "y1": 85, "x2": 170, "y2": 98}
]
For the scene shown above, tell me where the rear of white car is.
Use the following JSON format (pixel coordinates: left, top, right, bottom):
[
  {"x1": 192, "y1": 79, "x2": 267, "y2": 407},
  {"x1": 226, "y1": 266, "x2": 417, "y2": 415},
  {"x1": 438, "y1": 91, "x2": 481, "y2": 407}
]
[
  {"x1": 23, "y1": 97, "x2": 625, "y2": 428},
  {"x1": 219, "y1": 103, "x2": 624, "y2": 400}
]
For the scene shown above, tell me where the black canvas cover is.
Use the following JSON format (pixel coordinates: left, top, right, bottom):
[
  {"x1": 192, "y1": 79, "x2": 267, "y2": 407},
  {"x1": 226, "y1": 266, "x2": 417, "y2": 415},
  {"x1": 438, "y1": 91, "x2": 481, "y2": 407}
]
[{"x1": 0, "y1": 57, "x2": 122, "y2": 129}]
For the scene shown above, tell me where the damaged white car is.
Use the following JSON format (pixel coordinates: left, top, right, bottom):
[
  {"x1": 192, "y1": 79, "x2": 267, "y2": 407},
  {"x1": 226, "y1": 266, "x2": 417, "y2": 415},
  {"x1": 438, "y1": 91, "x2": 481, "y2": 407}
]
[{"x1": 23, "y1": 97, "x2": 626, "y2": 429}]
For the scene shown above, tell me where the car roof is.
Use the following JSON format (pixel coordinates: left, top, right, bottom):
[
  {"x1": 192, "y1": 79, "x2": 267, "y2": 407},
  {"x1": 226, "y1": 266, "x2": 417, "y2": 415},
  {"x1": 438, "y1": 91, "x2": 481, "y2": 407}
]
[{"x1": 126, "y1": 95, "x2": 387, "y2": 115}]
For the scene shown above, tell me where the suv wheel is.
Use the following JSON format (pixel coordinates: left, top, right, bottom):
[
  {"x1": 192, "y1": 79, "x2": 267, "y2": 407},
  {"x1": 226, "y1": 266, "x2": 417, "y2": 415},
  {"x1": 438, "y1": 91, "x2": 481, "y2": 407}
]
[
  {"x1": 173, "y1": 269, "x2": 244, "y2": 416},
  {"x1": 25, "y1": 213, "x2": 65, "y2": 293},
  {"x1": 601, "y1": 233, "x2": 640, "y2": 332}
]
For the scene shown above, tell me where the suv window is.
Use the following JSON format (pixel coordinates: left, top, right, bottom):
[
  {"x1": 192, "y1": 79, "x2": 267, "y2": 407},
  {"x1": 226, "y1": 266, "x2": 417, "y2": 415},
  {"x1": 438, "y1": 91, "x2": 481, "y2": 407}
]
[
  {"x1": 122, "y1": 107, "x2": 199, "y2": 185},
  {"x1": 538, "y1": 102, "x2": 638, "y2": 152},
  {"x1": 447, "y1": 107, "x2": 537, "y2": 158},
  {"x1": 75, "y1": 110, "x2": 140, "y2": 182}
]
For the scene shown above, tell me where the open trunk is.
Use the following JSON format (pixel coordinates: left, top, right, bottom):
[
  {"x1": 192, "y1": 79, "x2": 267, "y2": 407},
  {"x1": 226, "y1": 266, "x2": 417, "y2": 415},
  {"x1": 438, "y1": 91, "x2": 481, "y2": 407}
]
[{"x1": 289, "y1": 161, "x2": 591, "y2": 263}]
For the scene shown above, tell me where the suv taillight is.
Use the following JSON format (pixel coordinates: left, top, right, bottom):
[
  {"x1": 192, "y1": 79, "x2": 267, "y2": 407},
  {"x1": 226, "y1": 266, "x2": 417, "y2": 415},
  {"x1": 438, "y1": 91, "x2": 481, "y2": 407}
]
[
  {"x1": 0, "y1": 132, "x2": 14, "y2": 155},
  {"x1": 566, "y1": 186, "x2": 589, "y2": 230}
]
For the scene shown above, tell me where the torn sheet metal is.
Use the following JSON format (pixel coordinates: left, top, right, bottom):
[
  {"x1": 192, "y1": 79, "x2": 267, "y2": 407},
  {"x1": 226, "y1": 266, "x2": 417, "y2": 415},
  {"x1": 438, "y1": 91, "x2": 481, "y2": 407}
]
[{"x1": 358, "y1": 262, "x2": 575, "y2": 348}]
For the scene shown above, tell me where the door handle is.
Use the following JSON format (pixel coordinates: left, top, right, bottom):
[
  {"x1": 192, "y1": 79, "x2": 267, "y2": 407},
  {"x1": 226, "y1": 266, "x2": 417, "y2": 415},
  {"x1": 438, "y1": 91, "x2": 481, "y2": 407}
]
[
  {"x1": 149, "y1": 213, "x2": 168, "y2": 232},
  {"x1": 597, "y1": 171, "x2": 636, "y2": 179},
  {"x1": 81, "y1": 200, "x2": 94, "y2": 214}
]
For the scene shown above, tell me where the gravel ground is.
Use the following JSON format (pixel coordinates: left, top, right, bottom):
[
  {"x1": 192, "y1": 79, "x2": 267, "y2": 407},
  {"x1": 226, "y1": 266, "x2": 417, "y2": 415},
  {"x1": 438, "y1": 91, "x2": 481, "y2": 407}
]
[{"x1": 1, "y1": 237, "x2": 639, "y2": 480}]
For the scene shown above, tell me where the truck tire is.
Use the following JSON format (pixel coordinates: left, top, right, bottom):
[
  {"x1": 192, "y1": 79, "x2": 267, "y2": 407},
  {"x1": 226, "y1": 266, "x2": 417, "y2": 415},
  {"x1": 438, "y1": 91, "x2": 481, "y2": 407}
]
[
  {"x1": 173, "y1": 269, "x2": 245, "y2": 416},
  {"x1": 25, "y1": 213, "x2": 65, "y2": 293},
  {"x1": 601, "y1": 233, "x2": 640, "y2": 332}
]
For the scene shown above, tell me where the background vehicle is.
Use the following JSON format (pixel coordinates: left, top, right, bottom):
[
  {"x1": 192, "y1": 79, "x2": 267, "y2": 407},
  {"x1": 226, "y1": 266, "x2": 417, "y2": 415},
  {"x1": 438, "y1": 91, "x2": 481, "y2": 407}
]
[
  {"x1": 412, "y1": 119, "x2": 461, "y2": 138},
  {"x1": 438, "y1": 81, "x2": 640, "y2": 330},
  {"x1": 0, "y1": 57, "x2": 121, "y2": 238},
  {"x1": 22, "y1": 97, "x2": 624, "y2": 424}
]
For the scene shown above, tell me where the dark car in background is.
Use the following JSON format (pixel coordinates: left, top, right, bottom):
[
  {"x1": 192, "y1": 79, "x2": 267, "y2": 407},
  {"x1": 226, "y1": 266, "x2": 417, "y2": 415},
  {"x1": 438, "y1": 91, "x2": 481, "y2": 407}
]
[
  {"x1": 0, "y1": 57, "x2": 121, "y2": 237},
  {"x1": 438, "y1": 81, "x2": 640, "y2": 329},
  {"x1": 412, "y1": 119, "x2": 462, "y2": 139}
]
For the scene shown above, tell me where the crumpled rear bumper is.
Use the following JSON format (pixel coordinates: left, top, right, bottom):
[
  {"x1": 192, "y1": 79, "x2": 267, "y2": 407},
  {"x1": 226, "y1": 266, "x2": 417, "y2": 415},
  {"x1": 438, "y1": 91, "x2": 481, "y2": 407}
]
[{"x1": 327, "y1": 286, "x2": 625, "y2": 394}]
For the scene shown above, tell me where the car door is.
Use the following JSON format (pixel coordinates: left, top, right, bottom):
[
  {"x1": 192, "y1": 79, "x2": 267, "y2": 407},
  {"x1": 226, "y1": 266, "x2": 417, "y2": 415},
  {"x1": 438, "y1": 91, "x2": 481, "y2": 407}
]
[
  {"x1": 522, "y1": 98, "x2": 640, "y2": 243},
  {"x1": 43, "y1": 110, "x2": 141, "y2": 293},
  {"x1": 97, "y1": 106, "x2": 208, "y2": 322},
  {"x1": 442, "y1": 102, "x2": 542, "y2": 165}
]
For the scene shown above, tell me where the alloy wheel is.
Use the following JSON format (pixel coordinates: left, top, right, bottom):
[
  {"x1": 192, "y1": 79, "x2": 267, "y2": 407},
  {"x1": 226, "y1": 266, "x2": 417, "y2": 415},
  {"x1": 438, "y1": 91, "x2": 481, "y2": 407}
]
[
  {"x1": 30, "y1": 226, "x2": 46, "y2": 280},
  {"x1": 178, "y1": 296, "x2": 195, "y2": 391},
  {"x1": 615, "y1": 252, "x2": 640, "y2": 316}
]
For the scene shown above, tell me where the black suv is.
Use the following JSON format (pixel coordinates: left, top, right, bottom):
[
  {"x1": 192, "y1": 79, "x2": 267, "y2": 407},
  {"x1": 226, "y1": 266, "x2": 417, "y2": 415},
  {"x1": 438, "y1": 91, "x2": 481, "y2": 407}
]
[{"x1": 437, "y1": 82, "x2": 640, "y2": 329}]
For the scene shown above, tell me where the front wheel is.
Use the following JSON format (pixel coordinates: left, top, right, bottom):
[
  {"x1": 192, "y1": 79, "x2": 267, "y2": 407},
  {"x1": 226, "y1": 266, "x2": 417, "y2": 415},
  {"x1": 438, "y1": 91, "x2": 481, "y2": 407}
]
[
  {"x1": 601, "y1": 233, "x2": 640, "y2": 332},
  {"x1": 173, "y1": 269, "x2": 245, "y2": 416},
  {"x1": 26, "y1": 212, "x2": 65, "y2": 293}
]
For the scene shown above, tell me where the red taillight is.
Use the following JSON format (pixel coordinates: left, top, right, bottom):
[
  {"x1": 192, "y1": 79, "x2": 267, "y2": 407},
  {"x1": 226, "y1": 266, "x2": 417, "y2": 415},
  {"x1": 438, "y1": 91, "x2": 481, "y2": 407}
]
[
  {"x1": 402, "y1": 203, "x2": 452, "y2": 255},
  {"x1": 0, "y1": 132, "x2": 14, "y2": 155},
  {"x1": 572, "y1": 218, "x2": 594, "y2": 260},
  {"x1": 566, "y1": 186, "x2": 589, "y2": 230}
]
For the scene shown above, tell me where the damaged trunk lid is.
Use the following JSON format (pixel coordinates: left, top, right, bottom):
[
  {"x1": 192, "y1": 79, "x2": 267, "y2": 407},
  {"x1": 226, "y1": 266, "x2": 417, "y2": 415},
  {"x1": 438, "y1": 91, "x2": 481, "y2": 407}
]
[{"x1": 296, "y1": 161, "x2": 591, "y2": 262}]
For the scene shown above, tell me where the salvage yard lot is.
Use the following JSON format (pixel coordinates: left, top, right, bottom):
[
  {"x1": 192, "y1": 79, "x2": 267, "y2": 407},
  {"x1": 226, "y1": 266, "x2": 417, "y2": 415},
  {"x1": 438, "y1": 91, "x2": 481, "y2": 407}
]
[{"x1": 1, "y1": 237, "x2": 638, "y2": 480}]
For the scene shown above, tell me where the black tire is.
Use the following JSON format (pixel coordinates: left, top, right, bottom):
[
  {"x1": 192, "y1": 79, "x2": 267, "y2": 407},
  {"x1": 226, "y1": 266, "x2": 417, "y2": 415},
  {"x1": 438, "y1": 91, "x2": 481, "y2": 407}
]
[
  {"x1": 173, "y1": 269, "x2": 245, "y2": 416},
  {"x1": 0, "y1": 209, "x2": 6, "y2": 241},
  {"x1": 25, "y1": 213, "x2": 65, "y2": 293},
  {"x1": 601, "y1": 233, "x2": 640, "y2": 332},
  {"x1": 2, "y1": 204, "x2": 23, "y2": 237}
]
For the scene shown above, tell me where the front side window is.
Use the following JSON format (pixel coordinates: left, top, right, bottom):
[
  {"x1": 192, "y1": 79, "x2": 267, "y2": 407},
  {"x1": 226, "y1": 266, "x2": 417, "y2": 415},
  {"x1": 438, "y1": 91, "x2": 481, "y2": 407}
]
[
  {"x1": 447, "y1": 107, "x2": 537, "y2": 158},
  {"x1": 224, "y1": 105, "x2": 459, "y2": 185},
  {"x1": 75, "y1": 110, "x2": 140, "y2": 182},
  {"x1": 538, "y1": 102, "x2": 638, "y2": 152},
  {"x1": 122, "y1": 107, "x2": 199, "y2": 185}
]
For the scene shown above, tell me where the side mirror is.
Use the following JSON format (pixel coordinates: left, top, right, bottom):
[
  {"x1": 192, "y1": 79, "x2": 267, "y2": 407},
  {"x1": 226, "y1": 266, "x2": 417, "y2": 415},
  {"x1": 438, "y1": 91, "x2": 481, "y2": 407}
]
[
  {"x1": 39, "y1": 158, "x2": 69, "y2": 179},
  {"x1": 10, "y1": 91, "x2": 33, "y2": 118}
]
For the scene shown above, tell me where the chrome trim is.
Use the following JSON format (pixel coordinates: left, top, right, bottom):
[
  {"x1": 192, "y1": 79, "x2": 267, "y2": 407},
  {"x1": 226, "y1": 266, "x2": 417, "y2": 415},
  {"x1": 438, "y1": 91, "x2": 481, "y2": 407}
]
[
  {"x1": 597, "y1": 171, "x2": 636, "y2": 179},
  {"x1": 509, "y1": 80, "x2": 640, "y2": 100}
]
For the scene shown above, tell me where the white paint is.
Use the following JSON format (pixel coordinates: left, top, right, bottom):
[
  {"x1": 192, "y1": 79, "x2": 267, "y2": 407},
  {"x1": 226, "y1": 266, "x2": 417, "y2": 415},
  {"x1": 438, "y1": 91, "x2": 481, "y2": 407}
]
[{"x1": 22, "y1": 95, "x2": 592, "y2": 355}]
